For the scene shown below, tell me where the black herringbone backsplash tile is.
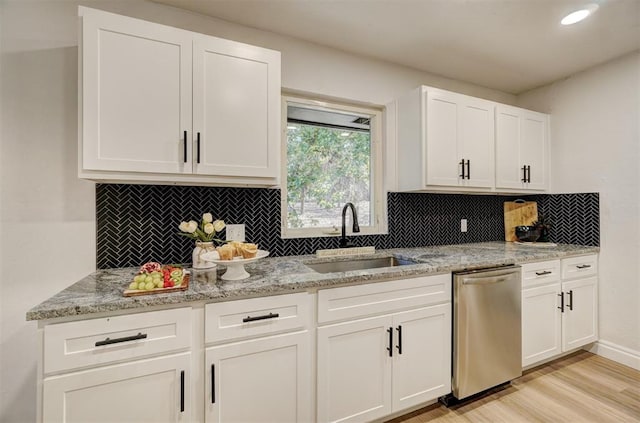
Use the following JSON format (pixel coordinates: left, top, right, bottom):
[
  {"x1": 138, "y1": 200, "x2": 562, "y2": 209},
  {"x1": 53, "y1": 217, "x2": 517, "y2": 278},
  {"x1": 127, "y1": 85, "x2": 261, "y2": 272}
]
[{"x1": 96, "y1": 185, "x2": 599, "y2": 269}]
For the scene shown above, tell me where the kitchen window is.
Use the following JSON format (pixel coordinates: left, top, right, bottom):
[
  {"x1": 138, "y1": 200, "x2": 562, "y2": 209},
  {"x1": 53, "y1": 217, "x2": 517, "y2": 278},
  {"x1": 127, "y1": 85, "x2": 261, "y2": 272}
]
[{"x1": 281, "y1": 94, "x2": 385, "y2": 238}]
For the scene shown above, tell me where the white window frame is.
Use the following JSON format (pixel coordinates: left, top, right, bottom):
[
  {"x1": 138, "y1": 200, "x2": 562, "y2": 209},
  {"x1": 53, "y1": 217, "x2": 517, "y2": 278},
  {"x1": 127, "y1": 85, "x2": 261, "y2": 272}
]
[{"x1": 281, "y1": 93, "x2": 386, "y2": 239}]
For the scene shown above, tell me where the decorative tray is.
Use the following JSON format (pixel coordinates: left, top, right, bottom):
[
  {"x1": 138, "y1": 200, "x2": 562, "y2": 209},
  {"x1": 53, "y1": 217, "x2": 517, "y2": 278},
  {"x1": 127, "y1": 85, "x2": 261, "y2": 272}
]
[
  {"x1": 123, "y1": 270, "x2": 190, "y2": 297},
  {"x1": 201, "y1": 250, "x2": 269, "y2": 280}
]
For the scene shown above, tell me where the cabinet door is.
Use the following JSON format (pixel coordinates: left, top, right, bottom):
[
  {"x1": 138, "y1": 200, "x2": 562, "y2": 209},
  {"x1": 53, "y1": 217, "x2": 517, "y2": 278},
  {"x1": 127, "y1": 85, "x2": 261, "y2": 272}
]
[
  {"x1": 43, "y1": 353, "x2": 191, "y2": 423},
  {"x1": 317, "y1": 315, "x2": 392, "y2": 423},
  {"x1": 520, "y1": 110, "x2": 548, "y2": 190},
  {"x1": 562, "y1": 277, "x2": 598, "y2": 351},
  {"x1": 193, "y1": 36, "x2": 280, "y2": 178},
  {"x1": 81, "y1": 8, "x2": 192, "y2": 173},
  {"x1": 459, "y1": 97, "x2": 495, "y2": 188},
  {"x1": 206, "y1": 331, "x2": 311, "y2": 423},
  {"x1": 522, "y1": 284, "x2": 562, "y2": 367},
  {"x1": 495, "y1": 106, "x2": 524, "y2": 189},
  {"x1": 425, "y1": 91, "x2": 460, "y2": 187},
  {"x1": 392, "y1": 304, "x2": 451, "y2": 412}
]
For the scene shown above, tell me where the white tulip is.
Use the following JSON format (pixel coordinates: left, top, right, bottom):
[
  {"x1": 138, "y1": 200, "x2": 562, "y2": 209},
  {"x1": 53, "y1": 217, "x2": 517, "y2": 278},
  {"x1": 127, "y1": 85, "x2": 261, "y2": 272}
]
[
  {"x1": 186, "y1": 220, "x2": 198, "y2": 233},
  {"x1": 213, "y1": 220, "x2": 225, "y2": 232},
  {"x1": 178, "y1": 221, "x2": 190, "y2": 232},
  {"x1": 204, "y1": 223, "x2": 214, "y2": 234},
  {"x1": 203, "y1": 213, "x2": 213, "y2": 223}
]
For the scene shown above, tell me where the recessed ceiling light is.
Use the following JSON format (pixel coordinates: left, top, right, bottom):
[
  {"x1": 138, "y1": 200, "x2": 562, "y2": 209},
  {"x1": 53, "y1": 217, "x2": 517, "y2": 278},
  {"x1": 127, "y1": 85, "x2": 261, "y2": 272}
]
[{"x1": 561, "y1": 4, "x2": 599, "y2": 25}]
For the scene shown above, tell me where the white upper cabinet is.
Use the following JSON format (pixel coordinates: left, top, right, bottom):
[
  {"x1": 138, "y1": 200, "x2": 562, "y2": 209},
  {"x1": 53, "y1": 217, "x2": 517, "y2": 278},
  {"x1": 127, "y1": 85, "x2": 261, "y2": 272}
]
[
  {"x1": 496, "y1": 105, "x2": 549, "y2": 191},
  {"x1": 79, "y1": 7, "x2": 281, "y2": 186},
  {"x1": 193, "y1": 36, "x2": 280, "y2": 178},
  {"x1": 397, "y1": 86, "x2": 548, "y2": 193},
  {"x1": 80, "y1": 8, "x2": 193, "y2": 174},
  {"x1": 398, "y1": 87, "x2": 495, "y2": 191}
]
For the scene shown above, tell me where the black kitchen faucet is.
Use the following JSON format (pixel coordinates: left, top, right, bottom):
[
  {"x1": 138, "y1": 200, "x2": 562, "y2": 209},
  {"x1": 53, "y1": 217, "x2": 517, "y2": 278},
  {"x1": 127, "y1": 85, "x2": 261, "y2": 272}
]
[{"x1": 339, "y1": 202, "x2": 360, "y2": 248}]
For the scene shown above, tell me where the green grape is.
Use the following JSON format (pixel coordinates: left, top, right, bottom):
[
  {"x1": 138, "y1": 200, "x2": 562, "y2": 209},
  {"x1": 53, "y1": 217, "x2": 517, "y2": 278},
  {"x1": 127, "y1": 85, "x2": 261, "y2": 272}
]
[
  {"x1": 145, "y1": 275, "x2": 153, "y2": 284},
  {"x1": 128, "y1": 282, "x2": 138, "y2": 290},
  {"x1": 155, "y1": 280, "x2": 164, "y2": 288},
  {"x1": 144, "y1": 281, "x2": 155, "y2": 290},
  {"x1": 134, "y1": 275, "x2": 145, "y2": 283}
]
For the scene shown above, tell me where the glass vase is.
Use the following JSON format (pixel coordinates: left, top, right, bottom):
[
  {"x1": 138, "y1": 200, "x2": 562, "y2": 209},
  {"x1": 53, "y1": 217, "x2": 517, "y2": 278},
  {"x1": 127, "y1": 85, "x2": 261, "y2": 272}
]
[{"x1": 192, "y1": 241, "x2": 217, "y2": 269}]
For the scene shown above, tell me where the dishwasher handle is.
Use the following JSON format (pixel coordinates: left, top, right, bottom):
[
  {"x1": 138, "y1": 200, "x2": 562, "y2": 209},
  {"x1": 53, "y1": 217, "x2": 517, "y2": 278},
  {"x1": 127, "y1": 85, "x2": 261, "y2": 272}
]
[{"x1": 461, "y1": 276, "x2": 511, "y2": 285}]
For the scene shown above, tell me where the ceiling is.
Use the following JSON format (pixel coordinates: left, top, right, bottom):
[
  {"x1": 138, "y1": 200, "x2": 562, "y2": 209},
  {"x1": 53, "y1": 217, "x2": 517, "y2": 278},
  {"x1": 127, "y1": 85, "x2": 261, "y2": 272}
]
[{"x1": 153, "y1": 0, "x2": 640, "y2": 94}]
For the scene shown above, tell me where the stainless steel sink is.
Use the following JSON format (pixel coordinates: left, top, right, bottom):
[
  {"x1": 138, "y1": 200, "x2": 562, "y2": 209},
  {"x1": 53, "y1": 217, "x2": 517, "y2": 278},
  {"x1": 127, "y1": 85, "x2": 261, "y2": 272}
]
[{"x1": 305, "y1": 256, "x2": 411, "y2": 273}]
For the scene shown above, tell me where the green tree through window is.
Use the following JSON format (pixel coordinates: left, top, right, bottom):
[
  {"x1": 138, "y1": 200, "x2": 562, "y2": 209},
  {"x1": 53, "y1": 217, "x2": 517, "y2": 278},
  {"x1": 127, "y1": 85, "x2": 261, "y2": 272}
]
[
  {"x1": 287, "y1": 123, "x2": 371, "y2": 229},
  {"x1": 283, "y1": 97, "x2": 380, "y2": 236}
]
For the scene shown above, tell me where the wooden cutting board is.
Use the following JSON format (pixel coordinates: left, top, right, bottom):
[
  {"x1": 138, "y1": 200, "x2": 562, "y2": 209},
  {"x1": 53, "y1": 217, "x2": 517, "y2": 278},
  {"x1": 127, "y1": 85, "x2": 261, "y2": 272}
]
[{"x1": 504, "y1": 201, "x2": 538, "y2": 241}]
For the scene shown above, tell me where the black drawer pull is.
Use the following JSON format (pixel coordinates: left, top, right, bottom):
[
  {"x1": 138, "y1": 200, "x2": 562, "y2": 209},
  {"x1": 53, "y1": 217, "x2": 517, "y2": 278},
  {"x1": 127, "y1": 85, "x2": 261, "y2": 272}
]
[
  {"x1": 535, "y1": 270, "x2": 552, "y2": 276},
  {"x1": 576, "y1": 264, "x2": 591, "y2": 269},
  {"x1": 558, "y1": 292, "x2": 565, "y2": 313},
  {"x1": 197, "y1": 132, "x2": 201, "y2": 164},
  {"x1": 95, "y1": 332, "x2": 147, "y2": 347},
  {"x1": 183, "y1": 130, "x2": 188, "y2": 163},
  {"x1": 211, "y1": 364, "x2": 216, "y2": 404},
  {"x1": 243, "y1": 312, "x2": 279, "y2": 323},
  {"x1": 180, "y1": 370, "x2": 185, "y2": 412}
]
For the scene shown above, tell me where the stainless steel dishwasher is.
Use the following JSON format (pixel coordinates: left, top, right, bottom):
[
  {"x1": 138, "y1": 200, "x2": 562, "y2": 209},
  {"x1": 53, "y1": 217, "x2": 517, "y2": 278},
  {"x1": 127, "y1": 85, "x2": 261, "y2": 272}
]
[{"x1": 449, "y1": 265, "x2": 522, "y2": 402}]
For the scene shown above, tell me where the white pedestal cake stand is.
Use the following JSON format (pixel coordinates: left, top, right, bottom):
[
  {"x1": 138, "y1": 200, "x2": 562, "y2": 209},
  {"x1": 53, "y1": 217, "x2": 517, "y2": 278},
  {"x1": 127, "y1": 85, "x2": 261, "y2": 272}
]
[{"x1": 200, "y1": 250, "x2": 270, "y2": 280}]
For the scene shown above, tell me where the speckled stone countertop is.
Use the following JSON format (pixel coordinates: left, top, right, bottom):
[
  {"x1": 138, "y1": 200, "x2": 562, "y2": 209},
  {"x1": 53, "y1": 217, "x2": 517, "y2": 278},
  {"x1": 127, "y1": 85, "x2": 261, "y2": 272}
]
[{"x1": 26, "y1": 242, "x2": 598, "y2": 321}]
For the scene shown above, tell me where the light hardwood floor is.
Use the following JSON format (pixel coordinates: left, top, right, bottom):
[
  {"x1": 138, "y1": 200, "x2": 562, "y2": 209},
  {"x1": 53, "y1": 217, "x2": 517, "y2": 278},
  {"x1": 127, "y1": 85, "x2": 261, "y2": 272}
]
[{"x1": 388, "y1": 351, "x2": 640, "y2": 423}]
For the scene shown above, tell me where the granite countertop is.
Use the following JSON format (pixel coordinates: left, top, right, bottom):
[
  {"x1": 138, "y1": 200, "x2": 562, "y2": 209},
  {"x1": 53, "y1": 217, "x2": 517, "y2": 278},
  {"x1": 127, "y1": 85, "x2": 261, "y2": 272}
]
[{"x1": 26, "y1": 242, "x2": 599, "y2": 321}]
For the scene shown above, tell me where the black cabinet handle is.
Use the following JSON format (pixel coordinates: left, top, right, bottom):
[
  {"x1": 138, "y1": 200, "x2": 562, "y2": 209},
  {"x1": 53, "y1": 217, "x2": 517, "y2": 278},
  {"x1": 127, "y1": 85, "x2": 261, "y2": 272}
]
[
  {"x1": 180, "y1": 370, "x2": 185, "y2": 412},
  {"x1": 567, "y1": 290, "x2": 573, "y2": 311},
  {"x1": 558, "y1": 292, "x2": 565, "y2": 313},
  {"x1": 211, "y1": 364, "x2": 215, "y2": 404},
  {"x1": 396, "y1": 325, "x2": 403, "y2": 355},
  {"x1": 576, "y1": 264, "x2": 591, "y2": 269},
  {"x1": 527, "y1": 165, "x2": 531, "y2": 183},
  {"x1": 183, "y1": 130, "x2": 188, "y2": 163},
  {"x1": 387, "y1": 327, "x2": 393, "y2": 357},
  {"x1": 459, "y1": 159, "x2": 465, "y2": 179},
  {"x1": 535, "y1": 270, "x2": 552, "y2": 276},
  {"x1": 466, "y1": 160, "x2": 471, "y2": 179},
  {"x1": 521, "y1": 166, "x2": 527, "y2": 183},
  {"x1": 243, "y1": 312, "x2": 279, "y2": 323},
  {"x1": 197, "y1": 132, "x2": 201, "y2": 164},
  {"x1": 95, "y1": 332, "x2": 147, "y2": 347}
]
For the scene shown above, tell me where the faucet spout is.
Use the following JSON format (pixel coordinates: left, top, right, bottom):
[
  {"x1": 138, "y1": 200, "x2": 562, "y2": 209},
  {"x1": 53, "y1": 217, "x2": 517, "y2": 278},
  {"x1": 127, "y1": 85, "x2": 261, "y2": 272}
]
[{"x1": 340, "y1": 202, "x2": 360, "y2": 248}]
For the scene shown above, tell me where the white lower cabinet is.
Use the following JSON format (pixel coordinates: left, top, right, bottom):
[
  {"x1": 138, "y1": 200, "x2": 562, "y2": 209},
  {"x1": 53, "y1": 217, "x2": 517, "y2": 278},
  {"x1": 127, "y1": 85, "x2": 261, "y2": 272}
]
[
  {"x1": 316, "y1": 274, "x2": 452, "y2": 423},
  {"x1": 562, "y1": 276, "x2": 598, "y2": 351},
  {"x1": 391, "y1": 305, "x2": 451, "y2": 412},
  {"x1": 205, "y1": 331, "x2": 311, "y2": 423},
  {"x1": 522, "y1": 255, "x2": 598, "y2": 368},
  {"x1": 43, "y1": 352, "x2": 191, "y2": 423},
  {"x1": 317, "y1": 315, "x2": 392, "y2": 423},
  {"x1": 522, "y1": 282, "x2": 562, "y2": 366},
  {"x1": 204, "y1": 293, "x2": 312, "y2": 423}
]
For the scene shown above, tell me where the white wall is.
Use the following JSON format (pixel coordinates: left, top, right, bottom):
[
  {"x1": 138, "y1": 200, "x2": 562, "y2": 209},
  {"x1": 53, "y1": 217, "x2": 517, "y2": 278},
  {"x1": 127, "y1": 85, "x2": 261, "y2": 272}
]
[
  {"x1": 517, "y1": 51, "x2": 640, "y2": 367},
  {"x1": 0, "y1": 1, "x2": 516, "y2": 421}
]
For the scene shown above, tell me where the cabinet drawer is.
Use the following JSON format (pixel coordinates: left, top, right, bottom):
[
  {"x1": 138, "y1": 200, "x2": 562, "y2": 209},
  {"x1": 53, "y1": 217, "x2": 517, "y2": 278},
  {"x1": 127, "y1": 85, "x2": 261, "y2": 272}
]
[
  {"x1": 521, "y1": 260, "x2": 560, "y2": 288},
  {"x1": 205, "y1": 292, "x2": 311, "y2": 344},
  {"x1": 562, "y1": 255, "x2": 598, "y2": 280},
  {"x1": 317, "y1": 273, "x2": 451, "y2": 324},
  {"x1": 44, "y1": 307, "x2": 192, "y2": 374}
]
